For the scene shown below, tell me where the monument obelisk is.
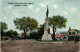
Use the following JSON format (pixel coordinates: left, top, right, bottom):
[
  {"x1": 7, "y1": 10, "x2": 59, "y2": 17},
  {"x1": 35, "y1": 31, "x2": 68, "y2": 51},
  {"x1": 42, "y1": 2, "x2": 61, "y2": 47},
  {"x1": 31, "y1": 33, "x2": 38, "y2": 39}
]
[{"x1": 42, "y1": 6, "x2": 52, "y2": 40}]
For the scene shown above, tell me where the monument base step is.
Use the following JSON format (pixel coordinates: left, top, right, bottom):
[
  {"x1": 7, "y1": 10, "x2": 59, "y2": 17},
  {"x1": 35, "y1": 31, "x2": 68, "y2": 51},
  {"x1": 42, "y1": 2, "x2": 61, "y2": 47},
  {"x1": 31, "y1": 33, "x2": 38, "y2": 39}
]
[{"x1": 42, "y1": 34, "x2": 52, "y2": 40}]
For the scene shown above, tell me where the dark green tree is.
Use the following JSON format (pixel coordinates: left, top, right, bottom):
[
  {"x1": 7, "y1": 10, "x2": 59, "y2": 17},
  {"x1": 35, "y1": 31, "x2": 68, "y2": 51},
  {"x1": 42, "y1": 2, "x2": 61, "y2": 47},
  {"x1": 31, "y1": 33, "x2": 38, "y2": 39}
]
[
  {"x1": 37, "y1": 24, "x2": 45, "y2": 39},
  {"x1": 49, "y1": 15, "x2": 67, "y2": 40},
  {"x1": 14, "y1": 17, "x2": 38, "y2": 36},
  {"x1": 29, "y1": 24, "x2": 45, "y2": 40},
  {"x1": 1, "y1": 22, "x2": 8, "y2": 37},
  {"x1": 13, "y1": 31, "x2": 18, "y2": 37},
  {"x1": 6, "y1": 30, "x2": 18, "y2": 40},
  {"x1": 1, "y1": 22, "x2": 8, "y2": 31}
]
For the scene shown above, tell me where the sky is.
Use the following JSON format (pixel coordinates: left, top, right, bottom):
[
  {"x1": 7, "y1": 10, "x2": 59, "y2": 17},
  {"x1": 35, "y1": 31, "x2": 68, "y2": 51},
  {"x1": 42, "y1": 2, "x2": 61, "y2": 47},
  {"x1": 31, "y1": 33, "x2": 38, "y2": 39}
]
[{"x1": 0, "y1": 0, "x2": 80, "y2": 34}]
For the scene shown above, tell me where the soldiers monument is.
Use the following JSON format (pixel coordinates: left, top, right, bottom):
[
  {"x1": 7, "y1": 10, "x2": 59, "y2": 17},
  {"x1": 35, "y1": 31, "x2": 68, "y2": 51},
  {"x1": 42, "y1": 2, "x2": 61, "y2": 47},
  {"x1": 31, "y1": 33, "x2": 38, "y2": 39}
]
[{"x1": 42, "y1": 6, "x2": 52, "y2": 40}]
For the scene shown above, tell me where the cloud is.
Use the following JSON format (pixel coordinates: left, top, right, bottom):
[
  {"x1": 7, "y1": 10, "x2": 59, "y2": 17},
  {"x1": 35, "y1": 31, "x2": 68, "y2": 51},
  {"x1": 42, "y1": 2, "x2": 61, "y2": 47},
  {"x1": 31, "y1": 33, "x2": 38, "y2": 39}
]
[
  {"x1": 76, "y1": 14, "x2": 80, "y2": 30},
  {"x1": 28, "y1": 5, "x2": 33, "y2": 9},
  {"x1": 4, "y1": 17, "x2": 7, "y2": 19},
  {"x1": 53, "y1": 0, "x2": 64, "y2": 1},
  {"x1": 28, "y1": 5, "x2": 40, "y2": 12},
  {"x1": 44, "y1": 2, "x2": 49, "y2": 5},
  {"x1": 0, "y1": 17, "x2": 8, "y2": 21},
  {"x1": 11, "y1": 9, "x2": 20, "y2": 16},
  {"x1": 61, "y1": 11, "x2": 68, "y2": 15},
  {"x1": 35, "y1": 8, "x2": 40, "y2": 12},
  {"x1": 8, "y1": 24, "x2": 13, "y2": 30},
  {"x1": 0, "y1": 0, "x2": 3, "y2": 2},
  {"x1": 40, "y1": 2, "x2": 49, "y2": 7},
  {"x1": 40, "y1": 3, "x2": 46, "y2": 7},
  {"x1": 53, "y1": 4, "x2": 58, "y2": 10},
  {"x1": 0, "y1": 0, "x2": 9, "y2": 2},
  {"x1": 69, "y1": 8, "x2": 77, "y2": 14},
  {"x1": 0, "y1": 0, "x2": 2, "y2": 2},
  {"x1": 5, "y1": 5, "x2": 12, "y2": 10}
]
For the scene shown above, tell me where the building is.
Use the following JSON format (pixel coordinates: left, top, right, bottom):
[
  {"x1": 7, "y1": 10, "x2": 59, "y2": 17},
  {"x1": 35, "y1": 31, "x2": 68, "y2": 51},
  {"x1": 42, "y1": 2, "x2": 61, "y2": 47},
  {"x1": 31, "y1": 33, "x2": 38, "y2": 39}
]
[
  {"x1": 55, "y1": 34, "x2": 67, "y2": 40},
  {"x1": 19, "y1": 33, "x2": 28, "y2": 36},
  {"x1": 68, "y1": 27, "x2": 80, "y2": 40}
]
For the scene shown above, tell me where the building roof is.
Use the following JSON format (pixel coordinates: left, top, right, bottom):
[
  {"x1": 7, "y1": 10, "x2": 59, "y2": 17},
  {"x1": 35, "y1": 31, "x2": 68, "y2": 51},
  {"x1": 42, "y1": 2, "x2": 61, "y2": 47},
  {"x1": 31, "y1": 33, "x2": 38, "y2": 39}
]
[
  {"x1": 55, "y1": 34, "x2": 67, "y2": 38},
  {"x1": 19, "y1": 33, "x2": 27, "y2": 36},
  {"x1": 68, "y1": 27, "x2": 80, "y2": 33},
  {"x1": 72, "y1": 29, "x2": 80, "y2": 32}
]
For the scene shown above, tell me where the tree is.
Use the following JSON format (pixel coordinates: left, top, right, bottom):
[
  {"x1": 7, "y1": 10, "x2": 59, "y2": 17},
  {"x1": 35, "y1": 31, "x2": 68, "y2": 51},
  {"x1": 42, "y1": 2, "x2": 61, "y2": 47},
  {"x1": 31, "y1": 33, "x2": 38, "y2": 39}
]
[
  {"x1": 49, "y1": 15, "x2": 67, "y2": 40},
  {"x1": 60, "y1": 31, "x2": 67, "y2": 34},
  {"x1": 1, "y1": 22, "x2": 8, "y2": 37},
  {"x1": 37, "y1": 24, "x2": 45, "y2": 39},
  {"x1": 29, "y1": 24, "x2": 45, "y2": 40},
  {"x1": 14, "y1": 17, "x2": 38, "y2": 36},
  {"x1": 6, "y1": 30, "x2": 18, "y2": 40},
  {"x1": 13, "y1": 31, "x2": 18, "y2": 37},
  {"x1": 1, "y1": 22, "x2": 8, "y2": 31}
]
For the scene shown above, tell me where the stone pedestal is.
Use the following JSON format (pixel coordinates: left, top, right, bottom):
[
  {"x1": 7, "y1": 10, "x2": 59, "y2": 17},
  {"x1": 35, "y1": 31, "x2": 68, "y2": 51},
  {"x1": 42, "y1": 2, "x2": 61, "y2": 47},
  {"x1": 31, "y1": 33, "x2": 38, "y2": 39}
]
[
  {"x1": 42, "y1": 19, "x2": 52, "y2": 40},
  {"x1": 42, "y1": 31, "x2": 52, "y2": 40}
]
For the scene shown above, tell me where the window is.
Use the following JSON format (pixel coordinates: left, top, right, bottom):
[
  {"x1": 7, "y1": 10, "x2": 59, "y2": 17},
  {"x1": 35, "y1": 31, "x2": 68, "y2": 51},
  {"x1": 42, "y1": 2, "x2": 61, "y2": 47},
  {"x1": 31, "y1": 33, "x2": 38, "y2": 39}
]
[
  {"x1": 69, "y1": 32, "x2": 71, "y2": 35},
  {"x1": 72, "y1": 32, "x2": 75, "y2": 35}
]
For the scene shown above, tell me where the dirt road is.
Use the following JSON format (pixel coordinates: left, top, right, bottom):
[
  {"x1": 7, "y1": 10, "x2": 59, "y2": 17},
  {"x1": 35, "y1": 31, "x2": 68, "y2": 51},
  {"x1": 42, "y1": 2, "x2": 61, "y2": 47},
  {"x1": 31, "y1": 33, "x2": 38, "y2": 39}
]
[{"x1": 1, "y1": 40, "x2": 80, "y2": 52}]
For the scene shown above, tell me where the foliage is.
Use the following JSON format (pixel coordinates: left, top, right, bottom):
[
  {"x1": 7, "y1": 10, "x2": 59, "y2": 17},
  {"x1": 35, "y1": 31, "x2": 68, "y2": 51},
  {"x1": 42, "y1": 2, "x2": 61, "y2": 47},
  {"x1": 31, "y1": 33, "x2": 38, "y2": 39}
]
[
  {"x1": 60, "y1": 31, "x2": 67, "y2": 34},
  {"x1": 1, "y1": 22, "x2": 8, "y2": 37},
  {"x1": 49, "y1": 15, "x2": 67, "y2": 28},
  {"x1": 1, "y1": 31, "x2": 6, "y2": 36},
  {"x1": 14, "y1": 17, "x2": 38, "y2": 36},
  {"x1": 6, "y1": 30, "x2": 18, "y2": 37},
  {"x1": 22, "y1": 36, "x2": 30, "y2": 39},
  {"x1": 37, "y1": 24, "x2": 45, "y2": 38},
  {"x1": 29, "y1": 24, "x2": 45, "y2": 40},
  {"x1": 49, "y1": 15, "x2": 67, "y2": 40},
  {"x1": 68, "y1": 36, "x2": 79, "y2": 41},
  {"x1": 1, "y1": 22, "x2": 8, "y2": 31},
  {"x1": 29, "y1": 32, "x2": 37, "y2": 39}
]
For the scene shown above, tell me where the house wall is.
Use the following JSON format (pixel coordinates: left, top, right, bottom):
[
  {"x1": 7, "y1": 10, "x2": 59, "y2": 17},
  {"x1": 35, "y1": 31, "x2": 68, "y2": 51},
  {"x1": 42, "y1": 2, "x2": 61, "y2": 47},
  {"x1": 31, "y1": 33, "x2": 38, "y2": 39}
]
[{"x1": 68, "y1": 30, "x2": 77, "y2": 36}]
